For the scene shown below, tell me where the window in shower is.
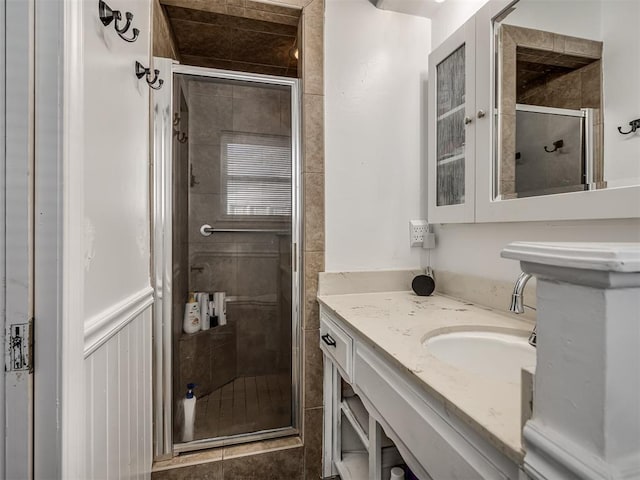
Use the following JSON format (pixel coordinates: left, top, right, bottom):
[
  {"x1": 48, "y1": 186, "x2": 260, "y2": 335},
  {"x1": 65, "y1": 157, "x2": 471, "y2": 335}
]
[
  {"x1": 221, "y1": 132, "x2": 292, "y2": 218},
  {"x1": 168, "y1": 71, "x2": 300, "y2": 453}
]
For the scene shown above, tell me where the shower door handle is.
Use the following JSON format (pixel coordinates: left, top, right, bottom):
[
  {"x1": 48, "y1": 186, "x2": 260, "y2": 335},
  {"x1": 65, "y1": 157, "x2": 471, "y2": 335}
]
[{"x1": 321, "y1": 334, "x2": 336, "y2": 347}]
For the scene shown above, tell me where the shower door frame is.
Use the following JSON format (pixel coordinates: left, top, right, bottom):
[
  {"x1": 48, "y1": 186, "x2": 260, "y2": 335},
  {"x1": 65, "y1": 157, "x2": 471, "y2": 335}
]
[
  {"x1": 152, "y1": 59, "x2": 303, "y2": 458},
  {"x1": 513, "y1": 103, "x2": 595, "y2": 193}
]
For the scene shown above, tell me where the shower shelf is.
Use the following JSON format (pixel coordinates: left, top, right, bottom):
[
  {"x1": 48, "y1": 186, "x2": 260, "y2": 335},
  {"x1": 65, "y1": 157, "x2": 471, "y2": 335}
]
[{"x1": 179, "y1": 322, "x2": 232, "y2": 339}]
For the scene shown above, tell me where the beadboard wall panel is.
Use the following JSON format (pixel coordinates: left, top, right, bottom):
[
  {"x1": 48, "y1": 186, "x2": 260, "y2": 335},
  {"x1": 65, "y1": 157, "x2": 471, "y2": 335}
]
[{"x1": 85, "y1": 307, "x2": 153, "y2": 480}]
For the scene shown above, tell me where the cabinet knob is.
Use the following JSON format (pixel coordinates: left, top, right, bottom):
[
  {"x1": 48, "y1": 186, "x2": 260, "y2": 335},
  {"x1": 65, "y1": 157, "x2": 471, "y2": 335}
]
[
  {"x1": 477, "y1": 110, "x2": 486, "y2": 118},
  {"x1": 464, "y1": 116, "x2": 473, "y2": 125}
]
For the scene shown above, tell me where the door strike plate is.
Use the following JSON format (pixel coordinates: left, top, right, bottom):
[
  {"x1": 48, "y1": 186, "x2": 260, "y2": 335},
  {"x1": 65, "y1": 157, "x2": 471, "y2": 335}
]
[{"x1": 5, "y1": 322, "x2": 31, "y2": 372}]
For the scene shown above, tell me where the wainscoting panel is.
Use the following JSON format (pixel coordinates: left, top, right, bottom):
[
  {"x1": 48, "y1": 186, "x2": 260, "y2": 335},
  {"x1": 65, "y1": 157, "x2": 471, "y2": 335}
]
[{"x1": 85, "y1": 307, "x2": 153, "y2": 479}]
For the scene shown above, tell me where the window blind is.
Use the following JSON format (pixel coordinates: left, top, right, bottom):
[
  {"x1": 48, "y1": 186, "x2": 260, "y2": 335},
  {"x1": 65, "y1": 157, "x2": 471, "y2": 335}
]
[{"x1": 222, "y1": 132, "x2": 292, "y2": 217}]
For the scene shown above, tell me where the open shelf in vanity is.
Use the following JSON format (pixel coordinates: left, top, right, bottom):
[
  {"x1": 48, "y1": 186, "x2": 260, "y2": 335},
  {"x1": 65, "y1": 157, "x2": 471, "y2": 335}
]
[
  {"x1": 335, "y1": 382, "x2": 405, "y2": 480},
  {"x1": 321, "y1": 309, "x2": 415, "y2": 480}
]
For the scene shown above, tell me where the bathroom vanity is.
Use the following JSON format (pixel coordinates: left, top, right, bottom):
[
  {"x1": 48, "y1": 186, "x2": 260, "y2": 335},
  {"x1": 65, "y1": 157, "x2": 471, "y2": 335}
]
[
  {"x1": 318, "y1": 277, "x2": 534, "y2": 480},
  {"x1": 320, "y1": 242, "x2": 640, "y2": 480}
]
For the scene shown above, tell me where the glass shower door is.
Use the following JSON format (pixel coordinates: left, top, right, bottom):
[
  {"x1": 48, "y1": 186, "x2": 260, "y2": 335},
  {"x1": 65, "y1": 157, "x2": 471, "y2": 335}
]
[{"x1": 170, "y1": 71, "x2": 300, "y2": 451}]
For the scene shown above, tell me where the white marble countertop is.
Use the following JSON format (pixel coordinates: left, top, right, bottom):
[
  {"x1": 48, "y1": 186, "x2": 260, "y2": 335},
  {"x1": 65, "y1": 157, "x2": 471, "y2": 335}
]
[{"x1": 318, "y1": 290, "x2": 535, "y2": 464}]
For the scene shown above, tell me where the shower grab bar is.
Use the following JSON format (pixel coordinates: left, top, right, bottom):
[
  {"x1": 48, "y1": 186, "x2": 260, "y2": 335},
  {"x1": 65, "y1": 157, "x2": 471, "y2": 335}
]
[{"x1": 199, "y1": 224, "x2": 290, "y2": 237}]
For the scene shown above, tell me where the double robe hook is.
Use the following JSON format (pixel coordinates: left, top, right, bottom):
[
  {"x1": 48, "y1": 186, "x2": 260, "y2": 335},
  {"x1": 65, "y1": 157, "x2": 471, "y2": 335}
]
[
  {"x1": 98, "y1": 0, "x2": 139, "y2": 43},
  {"x1": 618, "y1": 118, "x2": 640, "y2": 135},
  {"x1": 135, "y1": 61, "x2": 163, "y2": 90},
  {"x1": 173, "y1": 113, "x2": 188, "y2": 144}
]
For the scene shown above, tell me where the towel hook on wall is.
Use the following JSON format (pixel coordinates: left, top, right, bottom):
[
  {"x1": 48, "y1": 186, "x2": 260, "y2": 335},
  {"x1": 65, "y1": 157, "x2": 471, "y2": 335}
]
[
  {"x1": 98, "y1": 0, "x2": 139, "y2": 43},
  {"x1": 544, "y1": 139, "x2": 564, "y2": 153},
  {"x1": 618, "y1": 118, "x2": 640, "y2": 135},
  {"x1": 135, "y1": 61, "x2": 164, "y2": 90},
  {"x1": 173, "y1": 113, "x2": 188, "y2": 144}
]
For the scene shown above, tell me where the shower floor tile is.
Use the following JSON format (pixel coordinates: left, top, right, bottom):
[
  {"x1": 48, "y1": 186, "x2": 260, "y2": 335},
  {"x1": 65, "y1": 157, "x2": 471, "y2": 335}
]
[{"x1": 194, "y1": 373, "x2": 292, "y2": 441}]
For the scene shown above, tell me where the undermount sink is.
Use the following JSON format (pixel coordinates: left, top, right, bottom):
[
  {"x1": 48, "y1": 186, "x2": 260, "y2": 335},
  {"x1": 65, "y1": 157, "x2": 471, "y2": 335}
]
[{"x1": 423, "y1": 330, "x2": 536, "y2": 384}]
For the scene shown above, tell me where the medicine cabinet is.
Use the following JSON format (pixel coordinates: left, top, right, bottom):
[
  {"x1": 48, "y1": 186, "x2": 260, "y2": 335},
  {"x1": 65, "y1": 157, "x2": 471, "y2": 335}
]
[{"x1": 427, "y1": 0, "x2": 640, "y2": 224}]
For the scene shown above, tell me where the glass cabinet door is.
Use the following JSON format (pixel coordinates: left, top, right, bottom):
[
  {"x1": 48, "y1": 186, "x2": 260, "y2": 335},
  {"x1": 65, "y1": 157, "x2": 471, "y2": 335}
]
[
  {"x1": 436, "y1": 45, "x2": 466, "y2": 207},
  {"x1": 428, "y1": 16, "x2": 476, "y2": 224}
]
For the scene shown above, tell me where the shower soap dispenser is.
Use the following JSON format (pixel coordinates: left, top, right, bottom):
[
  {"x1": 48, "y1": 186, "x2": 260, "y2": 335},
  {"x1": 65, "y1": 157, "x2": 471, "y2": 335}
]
[
  {"x1": 182, "y1": 383, "x2": 197, "y2": 442},
  {"x1": 183, "y1": 292, "x2": 201, "y2": 334}
]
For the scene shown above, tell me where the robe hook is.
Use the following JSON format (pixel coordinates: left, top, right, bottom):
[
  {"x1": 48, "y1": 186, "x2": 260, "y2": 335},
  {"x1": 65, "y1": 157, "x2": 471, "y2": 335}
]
[
  {"x1": 98, "y1": 0, "x2": 139, "y2": 43},
  {"x1": 618, "y1": 118, "x2": 640, "y2": 135},
  {"x1": 135, "y1": 61, "x2": 164, "y2": 90},
  {"x1": 544, "y1": 139, "x2": 564, "y2": 153},
  {"x1": 174, "y1": 130, "x2": 188, "y2": 144},
  {"x1": 173, "y1": 114, "x2": 188, "y2": 143}
]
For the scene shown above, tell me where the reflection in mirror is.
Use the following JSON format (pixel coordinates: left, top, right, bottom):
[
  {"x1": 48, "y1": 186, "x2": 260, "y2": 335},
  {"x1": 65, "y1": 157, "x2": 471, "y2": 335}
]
[{"x1": 493, "y1": 0, "x2": 640, "y2": 200}]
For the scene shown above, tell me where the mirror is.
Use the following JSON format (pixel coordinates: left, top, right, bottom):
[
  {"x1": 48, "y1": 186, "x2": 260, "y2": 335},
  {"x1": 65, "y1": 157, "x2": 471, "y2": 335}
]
[{"x1": 493, "y1": 0, "x2": 640, "y2": 200}]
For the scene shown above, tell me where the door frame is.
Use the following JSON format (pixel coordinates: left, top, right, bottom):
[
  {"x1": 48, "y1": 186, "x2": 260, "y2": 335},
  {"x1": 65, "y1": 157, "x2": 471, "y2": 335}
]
[
  {"x1": 2, "y1": 0, "x2": 35, "y2": 477},
  {"x1": 151, "y1": 61, "x2": 303, "y2": 458}
]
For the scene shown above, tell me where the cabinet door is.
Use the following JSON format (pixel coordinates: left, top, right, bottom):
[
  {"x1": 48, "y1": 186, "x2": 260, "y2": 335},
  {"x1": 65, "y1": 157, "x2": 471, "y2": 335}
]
[{"x1": 428, "y1": 18, "x2": 476, "y2": 223}]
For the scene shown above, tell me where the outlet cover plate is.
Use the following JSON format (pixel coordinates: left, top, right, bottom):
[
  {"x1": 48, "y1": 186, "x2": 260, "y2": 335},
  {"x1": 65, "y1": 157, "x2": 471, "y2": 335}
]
[{"x1": 410, "y1": 220, "x2": 429, "y2": 247}]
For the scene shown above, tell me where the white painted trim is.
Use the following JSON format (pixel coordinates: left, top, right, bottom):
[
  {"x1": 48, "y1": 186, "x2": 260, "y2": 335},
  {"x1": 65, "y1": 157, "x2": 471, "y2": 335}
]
[
  {"x1": 524, "y1": 422, "x2": 640, "y2": 480},
  {"x1": 0, "y1": 0, "x2": 6, "y2": 474},
  {"x1": 34, "y1": 0, "x2": 64, "y2": 476},
  {"x1": 152, "y1": 56, "x2": 175, "y2": 460},
  {"x1": 515, "y1": 104, "x2": 586, "y2": 118},
  {"x1": 501, "y1": 242, "x2": 640, "y2": 272},
  {"x1": 61, "y1": 0, "x2": 86, "y2": 477},
  {"x1": 84, "y1": 287, "x2": 155, "y2": 358}
]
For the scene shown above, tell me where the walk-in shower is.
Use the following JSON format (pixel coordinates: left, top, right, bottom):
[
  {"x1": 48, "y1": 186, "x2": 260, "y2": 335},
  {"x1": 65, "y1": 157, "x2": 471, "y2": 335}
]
[{"x1": 153, "y1": 61, "x2": 301, "y2": 457}]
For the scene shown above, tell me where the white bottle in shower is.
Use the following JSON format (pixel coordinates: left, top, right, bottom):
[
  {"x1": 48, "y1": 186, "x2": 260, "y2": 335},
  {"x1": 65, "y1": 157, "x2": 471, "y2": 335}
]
[
  {"x1": 183, "y1": 292, "x2": 201, "y2": 334},
  {"x1": 198, "y1": 293, "x2": 210, "y2": 331},
  {"x1": 214, "y1": 292, "x2": 227, "y2": 326},
  {"x1": 182, "y1": 383, "x2": 197, "y2": 442}
]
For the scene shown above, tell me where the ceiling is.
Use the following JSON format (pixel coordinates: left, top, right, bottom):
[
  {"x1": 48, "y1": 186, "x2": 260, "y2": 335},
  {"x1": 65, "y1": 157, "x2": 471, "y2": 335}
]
[
  {"x1": 369, "y1": 0, "x2": 443, "y2": 19},
  {"x1": 516, "y1": 46, "x2": 599, "y2": 99},
  {"x1": 161, "y1": 0, "x2": 300, "y2": 77}
]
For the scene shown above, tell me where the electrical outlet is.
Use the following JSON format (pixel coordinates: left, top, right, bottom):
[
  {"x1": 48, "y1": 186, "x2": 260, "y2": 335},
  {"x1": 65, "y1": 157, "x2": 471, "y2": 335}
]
[{"x1": 409, "y1": 220, "x2": 429, "y2": 247}]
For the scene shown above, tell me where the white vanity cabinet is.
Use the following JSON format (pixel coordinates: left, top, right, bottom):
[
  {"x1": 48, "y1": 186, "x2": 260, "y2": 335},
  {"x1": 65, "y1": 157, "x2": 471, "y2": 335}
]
[
  {"x1": 320, "y1": 305, "x2": 524, "y2": 480},
  {"x1": 320, "y1": 310, "x2": 405, "y2": 480}
]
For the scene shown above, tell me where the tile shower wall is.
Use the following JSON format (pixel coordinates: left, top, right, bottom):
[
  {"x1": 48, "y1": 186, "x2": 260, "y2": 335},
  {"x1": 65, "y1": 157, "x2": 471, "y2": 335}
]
[{"x1": 155, "y1": 0, "x2": 325, "y2": 476}]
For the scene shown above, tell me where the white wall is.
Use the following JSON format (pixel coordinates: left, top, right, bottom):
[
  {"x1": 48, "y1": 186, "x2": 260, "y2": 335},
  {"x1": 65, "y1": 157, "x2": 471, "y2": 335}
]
[
  {"x1": 62, "y1": 0, "x2": 154, "y2": 477},
  {"x1": 325, "y1": 0, "x2": 431, "y2": 271},
  {"x1": 503, "y1": 1, "x2": 601, "y2": 40},
  {"x1": 83, "y1": 0, "x2": 152, "y2": 319},
  {"x1": 430, "y1": 0, "x2": 490, "y2": 49},
  {"x1": 429, "y1": 0, "x2": 640, "y2": 282},
  {"x1": 600, "y1": 1, "x2": 640, "y2": 186}
]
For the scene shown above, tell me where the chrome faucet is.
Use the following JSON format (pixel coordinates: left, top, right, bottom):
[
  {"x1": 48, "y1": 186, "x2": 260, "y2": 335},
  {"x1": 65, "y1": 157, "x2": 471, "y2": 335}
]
[{"x1": 509, "y1": 272, "x2": 537, "y2": 347}]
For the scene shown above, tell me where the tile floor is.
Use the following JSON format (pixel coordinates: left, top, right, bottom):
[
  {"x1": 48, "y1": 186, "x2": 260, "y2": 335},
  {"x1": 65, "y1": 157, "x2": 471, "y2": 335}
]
[{"x1": 193, "y1": 373, "x2": 292, "y2": 441}]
